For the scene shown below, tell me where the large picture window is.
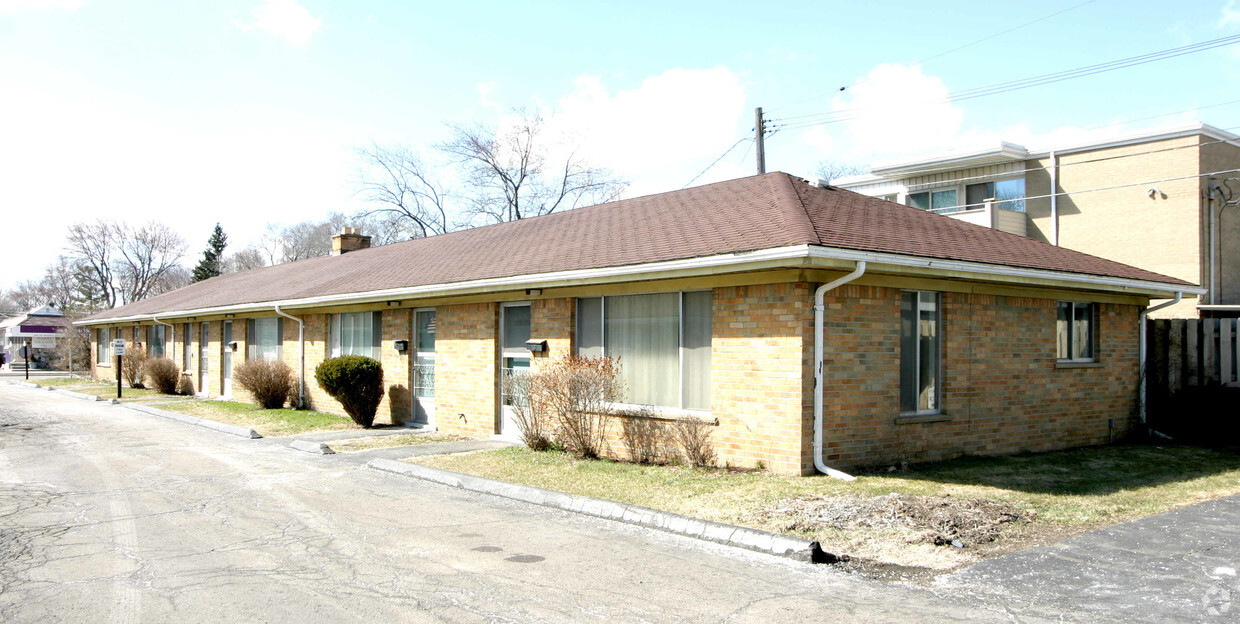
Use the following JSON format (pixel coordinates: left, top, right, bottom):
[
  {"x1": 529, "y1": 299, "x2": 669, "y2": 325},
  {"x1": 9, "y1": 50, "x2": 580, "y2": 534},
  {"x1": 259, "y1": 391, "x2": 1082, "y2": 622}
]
[
  {"x1": 576, "y1": 291, "x2": 712, "y2": 411},
  {"x1": 147, "y1": 325, "x2": 166, "y2": 358},
  {"x1": 330, "y1": 311, "x2": 381, "y2": 359},
  {"x1": 1057, "y1": 302, "x2": 1096, "y2": 361},
  {"x1": 900, "y1": 291, "x2": 941, "y2": 414},
  {"x1": 247, "y1": 317, "x2": 283, "y2": 361},
  {"x1": 96, "y1": 327, "x2": 112, "y2": 365}
]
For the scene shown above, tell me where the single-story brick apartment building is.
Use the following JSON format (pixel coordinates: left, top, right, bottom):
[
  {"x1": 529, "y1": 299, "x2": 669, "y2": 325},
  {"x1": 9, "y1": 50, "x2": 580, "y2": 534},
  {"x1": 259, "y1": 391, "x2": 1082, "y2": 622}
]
[{"x1": 78, "y1": 173, "x2": 1200, "y2": 475}]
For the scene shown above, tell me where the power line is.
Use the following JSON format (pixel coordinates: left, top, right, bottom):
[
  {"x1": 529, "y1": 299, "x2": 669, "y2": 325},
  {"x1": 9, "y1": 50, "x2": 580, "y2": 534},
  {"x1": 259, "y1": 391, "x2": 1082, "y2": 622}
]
[
  {"x1": 917, "y1": 0, "x2": 1098, "y2": 64},
  {"x1": 768, "y1": 34, "x2": 1240, "y2": 131},
  {"x1": 682, "y1": 139, "x2": 752, "y2": 189},
  {"x1": 1083, "y1": 99, "x2": 1240, "y2": 131}
]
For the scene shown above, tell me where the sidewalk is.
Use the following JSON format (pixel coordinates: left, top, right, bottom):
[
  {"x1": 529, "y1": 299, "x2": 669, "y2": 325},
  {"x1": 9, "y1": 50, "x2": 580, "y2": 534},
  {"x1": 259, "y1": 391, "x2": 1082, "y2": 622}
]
[{"x1": 936, "y1": 493, "x2": 1240, "y2": 622}]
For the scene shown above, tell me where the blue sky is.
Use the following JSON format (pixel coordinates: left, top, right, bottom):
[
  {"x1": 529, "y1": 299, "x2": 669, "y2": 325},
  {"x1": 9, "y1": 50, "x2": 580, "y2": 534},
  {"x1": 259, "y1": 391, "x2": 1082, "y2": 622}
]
[{"x1": 3, "y1": 0, "x2": 1239, "y2": 290}]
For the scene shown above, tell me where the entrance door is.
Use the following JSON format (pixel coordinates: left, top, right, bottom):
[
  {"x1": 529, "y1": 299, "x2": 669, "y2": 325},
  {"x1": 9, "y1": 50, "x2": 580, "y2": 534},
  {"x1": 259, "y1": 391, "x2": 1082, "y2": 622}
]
[
  {"x1": 198, "y1": 322, "x2": 209, "y2": 395},
  {"x1": 221, "y1": 321, "x2": 233, "y2": 398},
  {"x1": 499, "y1": 303, "x2": 531, "y2": 438},
  {"x1": 412, "y1": 309, "x2": 436, "y2": 426}
]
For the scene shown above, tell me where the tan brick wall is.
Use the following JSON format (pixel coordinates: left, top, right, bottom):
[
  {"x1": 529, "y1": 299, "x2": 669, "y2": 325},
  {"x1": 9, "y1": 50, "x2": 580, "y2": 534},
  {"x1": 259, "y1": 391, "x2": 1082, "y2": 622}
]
[
  {"x1": 1200, "y1": 137, "x2": 1240, "y2": 307},
  {"x1": 818, "y1": 285, "x2": 1141, "y2": 471},
  {"x1": 711, "y1": 283, "x2": 812, "y2": 475},
  {"x1": 380, "y1": 308, "x2": 413, "y2": 426},
  {"x1": 1026, "y1": 135, "x2": 1207, "y2": 318},
  {"x1": 434, "y1": 302, "x2": 499, "y2": 438}
]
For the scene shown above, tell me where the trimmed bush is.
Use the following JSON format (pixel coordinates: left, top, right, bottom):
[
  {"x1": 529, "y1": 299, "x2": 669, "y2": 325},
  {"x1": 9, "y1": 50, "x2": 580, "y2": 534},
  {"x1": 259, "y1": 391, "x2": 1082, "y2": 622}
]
[
  {"x1": 143, "y1": 357, "x2": 180, "y2": 394},
  {"x1": 121, "y1": 345, "x2": 148, "y2": 388},
  {"x1": 314, "y1": 356, "x2": 384, "y2": 427},
  {"x1": 234, "y1": 359, "x2": 295, "y2": 409},
  {"x1": 176, "y1": 374, "x2": 195, "y2": 396}
]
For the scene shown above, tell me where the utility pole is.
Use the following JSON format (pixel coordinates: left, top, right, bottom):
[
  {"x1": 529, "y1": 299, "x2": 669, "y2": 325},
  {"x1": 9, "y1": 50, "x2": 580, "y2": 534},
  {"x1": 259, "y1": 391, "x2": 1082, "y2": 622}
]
[{"x1": 754, "y1": 107, "x2": 766, "y2": 175}]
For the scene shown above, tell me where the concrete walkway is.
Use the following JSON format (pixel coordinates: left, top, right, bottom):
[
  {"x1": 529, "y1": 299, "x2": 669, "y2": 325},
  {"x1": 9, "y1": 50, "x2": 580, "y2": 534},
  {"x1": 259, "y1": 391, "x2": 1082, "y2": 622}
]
[{"x1": 935, "y1": 493, "x2": 1240, "y2": 622}]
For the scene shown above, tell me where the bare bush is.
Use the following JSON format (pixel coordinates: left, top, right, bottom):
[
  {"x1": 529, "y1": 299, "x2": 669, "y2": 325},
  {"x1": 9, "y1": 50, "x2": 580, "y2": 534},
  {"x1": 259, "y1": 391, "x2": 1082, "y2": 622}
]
[
  {"x1": 503, "y1": 369, "x2": 554, "y2": 451},
  {"x1": 673, "y1": 417, "x2": 717, "y2": 468},
  {"x1": 535, "y1": 356, "x2": 623, "y2": 459},
  {"x1": 143, "y1": 357, "x2": 180, "y2": 394},
  {"x1": 121, "y1": 345, "x2": 148, "y2": 388},
  {"x1": 176, "y1": 374, "x2": 195, "y2": 396},
  {"x1": 235, "y1": 359, "x2": 296, "y2": 409},
  {"x1": 621, "y1": 409, "x2": 671, "y2": 464}
]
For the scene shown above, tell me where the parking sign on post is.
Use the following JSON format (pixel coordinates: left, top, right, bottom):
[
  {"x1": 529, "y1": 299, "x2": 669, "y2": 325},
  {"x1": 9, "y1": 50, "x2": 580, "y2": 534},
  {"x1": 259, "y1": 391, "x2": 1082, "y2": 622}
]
[{"x1": 112, "y1": 339, "x2": 126, "y2": 398}]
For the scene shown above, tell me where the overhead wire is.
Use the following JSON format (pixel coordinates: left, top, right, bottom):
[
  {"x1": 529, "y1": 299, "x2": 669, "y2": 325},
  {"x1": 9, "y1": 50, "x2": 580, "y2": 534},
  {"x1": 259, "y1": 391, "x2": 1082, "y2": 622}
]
[
  {"x1": 767, "y1": 34, "x2": 1240, "y2": 131},
  {"x1": 682, "y1": 138, "x2": 752, "y2": 189}
]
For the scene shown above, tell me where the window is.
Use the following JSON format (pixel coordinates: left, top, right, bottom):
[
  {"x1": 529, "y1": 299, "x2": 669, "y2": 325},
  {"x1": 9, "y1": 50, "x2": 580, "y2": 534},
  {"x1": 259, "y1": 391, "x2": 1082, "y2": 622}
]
[
  {"x1": 576, "y1": 291, "x2": 712, "y2": 411},
  {"x1": 907, "y1": 189, "x2": 958, "y2": 213},
  {"x1": 964, "y1": 178, "x2": 1025, "y2": 212},
  {"x1": 247, "y1": 317, "x2": 283, "y2": 361},
  {"x1": 96, "y1": 328, "x2": 112, "y2": 365},
  {"x1": 1057, "y1": 302, "x2": 1096, "y2": 361},
  {"x1": 415, "y1": 310, "x2": 435, "y2": 398},
  {"x1": 900, "y1": 291, "x2": 941, "y2": 414},
  {"x1": 329, "y1": 311, "x2": 381, "y2": 359},
  {"x1": 182, "y1": 323, "x2": 192, "y2": 370},
  {"x1": 147, "y1": 325, "x2": 166, "y2": 358}
]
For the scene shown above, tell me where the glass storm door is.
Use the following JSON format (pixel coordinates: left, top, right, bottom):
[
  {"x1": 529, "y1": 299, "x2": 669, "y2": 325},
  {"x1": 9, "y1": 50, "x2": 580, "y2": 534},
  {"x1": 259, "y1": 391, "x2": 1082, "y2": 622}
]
[
  {"x1": 221, "y1": 321, "x2": 233, "y2": 398},
  {"x1": 499, "y1": 303, "x2": 531, "y2": 437},
  {"x1": 199, "y1": 322, "x2": 209, "y2": 395},
  {"x1": 413, "y1": 309, "x2": 436, "y2": 425}
]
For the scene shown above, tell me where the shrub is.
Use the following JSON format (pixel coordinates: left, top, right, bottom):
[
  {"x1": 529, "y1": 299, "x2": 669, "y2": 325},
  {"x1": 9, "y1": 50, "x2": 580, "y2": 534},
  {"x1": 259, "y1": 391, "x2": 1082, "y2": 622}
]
[
  {"x1": 534, "y1": 355, "x2": 623, "y2": 459},
  {"x1": 234, "y1": 359, "x2": 295, "y2": 409},
  {"x1": 504, "y1": 369, "x2": 554, "y2": 451},
  {"x1": 314, "y1": 355, "x2": 384, "y2": 427},
  {"x1": 143, "y1": 357, "x2": 180, "y2": 394},
  {"x1": 673, "y1": 417, "x2": 717, "y2": 468},
  {"x1": 621, "y1": 409, "x2": 671, "y2": 464},
  {"x1": 175, "y1": 374, "x2": 195, "y2": 396},
  {"x1": 121, "y1": 345, "x2": 148, "y2": 388}
]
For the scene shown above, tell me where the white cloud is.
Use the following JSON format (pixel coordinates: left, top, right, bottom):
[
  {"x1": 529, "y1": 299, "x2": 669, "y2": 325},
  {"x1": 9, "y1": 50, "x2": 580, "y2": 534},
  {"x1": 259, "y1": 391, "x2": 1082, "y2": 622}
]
[
  {"x1": 237, "y1": 0, "x2": 322, "y2": 47},
  {"x1": 541, "y1": 67, "x2": 748, "y2": 195},
  {"x1": 477, "y1": 81, "x2": 500, "y2": 111},
  {"x1": 0, "y1": 0, "x2": 82, "y2": 13},
  {"x1": 1221, "y1": 0, "x2": 1240, "y2": 26}
]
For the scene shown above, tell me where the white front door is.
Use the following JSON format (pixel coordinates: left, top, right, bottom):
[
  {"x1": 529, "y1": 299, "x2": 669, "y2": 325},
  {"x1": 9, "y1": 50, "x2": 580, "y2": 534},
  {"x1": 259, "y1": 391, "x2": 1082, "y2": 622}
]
[{"x1": 499, "y1": 303, "x2": 531, "y2": 438}]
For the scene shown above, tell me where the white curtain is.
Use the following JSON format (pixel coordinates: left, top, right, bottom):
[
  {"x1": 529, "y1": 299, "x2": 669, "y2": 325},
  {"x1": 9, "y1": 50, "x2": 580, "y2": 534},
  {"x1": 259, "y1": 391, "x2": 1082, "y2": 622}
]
[{"x1": 606, "y1": 293, "x2": 679, "y2": 407}]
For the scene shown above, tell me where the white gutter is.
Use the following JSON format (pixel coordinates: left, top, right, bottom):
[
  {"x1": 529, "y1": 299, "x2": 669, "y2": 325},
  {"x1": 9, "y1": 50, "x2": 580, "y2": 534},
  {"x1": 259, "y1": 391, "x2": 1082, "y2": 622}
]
[
  {"x1": 1198, "y1": 304, "x2": 1240, "y2": 311},
  {"x1": 273, "y1": 305, "x2": 306, "y2": 409},
  {"x1": 1139, "y1": 292, "x2": 1183, "y2": 424},
  {"x1": 76, "y1": 244, "x2": 1201, "y2": 327},
  {"x1": 1050, "y1": 151, "x2": 1059, "y2": 246},
  {"x1": 812, "y1": 261, "x2": 866, "y2": 481}
]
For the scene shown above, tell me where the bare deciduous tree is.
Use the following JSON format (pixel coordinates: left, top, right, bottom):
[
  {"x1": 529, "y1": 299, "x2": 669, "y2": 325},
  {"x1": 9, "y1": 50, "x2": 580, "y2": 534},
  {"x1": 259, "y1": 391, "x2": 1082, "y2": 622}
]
[
  {"x1": 439, "y1": 109, "x2": 627, "y2": 224},
  {"x1": 116, "y1": 222, "x2": 187, "y2": 303},
  {"x1": 65, "y1": 220, "x2": 119, "y2": 308},
  {"x1": 355, "y1": 143, "x2": 450, "y2": 238},
  {"x1": 224, "y1": 247, "x2": 269, "y2": 274},
  {"x1": 815, "y1": 160, "x2": 870, "y2": 183}
]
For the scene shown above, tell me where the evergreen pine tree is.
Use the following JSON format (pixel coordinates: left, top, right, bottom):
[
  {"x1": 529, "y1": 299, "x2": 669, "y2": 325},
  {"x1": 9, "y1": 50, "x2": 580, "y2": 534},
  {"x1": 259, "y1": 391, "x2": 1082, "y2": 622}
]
[{"x1": 191, "y1": 223, "x2": 228, "y2": 283}]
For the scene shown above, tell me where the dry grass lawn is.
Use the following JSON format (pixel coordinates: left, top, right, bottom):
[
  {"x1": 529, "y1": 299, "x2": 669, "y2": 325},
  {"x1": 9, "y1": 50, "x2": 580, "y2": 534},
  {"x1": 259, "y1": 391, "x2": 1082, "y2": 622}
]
[
  {"x1": 158, "y1": 400, "x2": 358, "y2": 437},
  {"x1": 329, "y1": 432, "x2": 465, "y2": 452},
  {"x1": 413, "y1": 444, "x2": 1240, "y2": 573}
]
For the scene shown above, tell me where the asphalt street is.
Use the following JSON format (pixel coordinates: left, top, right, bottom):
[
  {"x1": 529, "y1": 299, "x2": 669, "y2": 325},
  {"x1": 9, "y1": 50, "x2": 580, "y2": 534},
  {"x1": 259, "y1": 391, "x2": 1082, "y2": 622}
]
[{"x1": 0, "y1": 383, "x2": 1009, "y2": 623}]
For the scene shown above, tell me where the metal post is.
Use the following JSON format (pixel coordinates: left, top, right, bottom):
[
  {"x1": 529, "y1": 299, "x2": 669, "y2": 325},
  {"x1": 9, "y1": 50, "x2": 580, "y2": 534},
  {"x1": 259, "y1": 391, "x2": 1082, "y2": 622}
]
[
  {"x1": 117, "y1": 354, "x2": 122, "y2": 399},
  {"x1": 24, "y1": 338, "x2": 30, "y2": 381}
]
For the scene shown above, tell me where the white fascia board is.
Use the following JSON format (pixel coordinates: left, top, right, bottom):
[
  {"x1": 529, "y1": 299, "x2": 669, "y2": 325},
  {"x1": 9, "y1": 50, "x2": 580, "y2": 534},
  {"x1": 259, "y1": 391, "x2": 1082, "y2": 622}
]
[
  {"x1": 74, "y1": 245, "x2": 819, "y2": 325},
  {"x1": 869, "y1": 142, "x2": 1030, "y2": 178},
  {"x1": 806, "y1": 246, "x2": 1203, "y2": 297},
  {"x1": 76, "y1": 244, "x2": 1200, "y2": 326},
  {"x1": 1027, "y1": 123, "x2": 1240, "y2": 157}
]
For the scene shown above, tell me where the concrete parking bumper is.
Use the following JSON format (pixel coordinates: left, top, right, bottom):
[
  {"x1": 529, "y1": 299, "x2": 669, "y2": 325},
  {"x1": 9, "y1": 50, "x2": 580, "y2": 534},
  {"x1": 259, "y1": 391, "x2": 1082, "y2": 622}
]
[
  {"x1": 368, "y1": 457, "x2": 835, "y2": 564},
  {"x1": 126, "y1": 403, "x2": 262, "y2": 439}
]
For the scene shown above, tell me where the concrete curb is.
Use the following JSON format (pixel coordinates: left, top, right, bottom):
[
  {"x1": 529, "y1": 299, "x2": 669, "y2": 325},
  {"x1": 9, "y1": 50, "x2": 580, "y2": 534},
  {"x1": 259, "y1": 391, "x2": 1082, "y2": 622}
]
[
  {"x1": 368, "y1": 458, "x2": 833, "y2": 564},
  {"x1": 48, "y1": 387, "x2": 104, "y2": 402},
  {"x1": 289, "y1": 440, "x2": 335, "y2": 454},
  {"x1": 126, "y1": 403, "x2": 262, "y2": 439}
]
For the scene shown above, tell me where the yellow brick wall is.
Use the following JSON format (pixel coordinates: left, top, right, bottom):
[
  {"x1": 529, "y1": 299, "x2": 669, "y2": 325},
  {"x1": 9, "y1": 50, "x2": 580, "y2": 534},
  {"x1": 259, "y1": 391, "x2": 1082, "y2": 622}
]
[
  {"x1": 434, "y1": 302, "x2": 500, "y2": 438},
  {"x1": 1200, "y1": 137, "x2": 1240, "y2": 307}
]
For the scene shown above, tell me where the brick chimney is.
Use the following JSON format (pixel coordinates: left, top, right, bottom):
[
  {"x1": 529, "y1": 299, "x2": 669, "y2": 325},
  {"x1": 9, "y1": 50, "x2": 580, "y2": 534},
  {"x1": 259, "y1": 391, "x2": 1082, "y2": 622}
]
[{"x1": 331, "y1": 227, "x2": 371, "y2": 256}]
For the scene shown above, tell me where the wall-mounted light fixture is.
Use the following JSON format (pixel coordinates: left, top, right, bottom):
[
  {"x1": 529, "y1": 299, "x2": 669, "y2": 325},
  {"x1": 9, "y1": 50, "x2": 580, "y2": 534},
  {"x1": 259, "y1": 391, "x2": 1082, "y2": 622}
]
[
  {"x1": 387, "y1": 301, "x2": 401, "y2": 307},
  {"x1": 393, "y1": 339, "x2": 409, "y2": 352},
  {"x1": 525, "y1": 288, "x2": 543, "y2": 297},
  {"x1": 225, "y1": 313, "x2": 235, "y2": 319}
]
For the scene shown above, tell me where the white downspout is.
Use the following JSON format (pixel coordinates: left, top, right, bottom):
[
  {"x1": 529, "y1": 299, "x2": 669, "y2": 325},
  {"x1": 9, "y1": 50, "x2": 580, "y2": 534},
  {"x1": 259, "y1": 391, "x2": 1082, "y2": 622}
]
[
  {"x1": 1139, "y1": 292, "x2": 1183, "y2": 424},
  {"x1": 1050, "y1": 151, "x2": 1060, "y2": 246},
  {"x1": 813, "y1": 261, "x2": 867, "y2": 481},
  {"x1": 1209, "y1": 184, "x2": 1219, "y2": 305},
  {"x1": 273, "y1": 305, "x2": 306, "y2": 409}
]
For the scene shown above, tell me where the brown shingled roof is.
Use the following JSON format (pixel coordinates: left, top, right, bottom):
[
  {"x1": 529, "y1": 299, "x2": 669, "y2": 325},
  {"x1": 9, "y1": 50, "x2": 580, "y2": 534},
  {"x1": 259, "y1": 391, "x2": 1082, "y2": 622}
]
[{"x1": 84, "y1": 172, "x2": 1191, "y2": 322}]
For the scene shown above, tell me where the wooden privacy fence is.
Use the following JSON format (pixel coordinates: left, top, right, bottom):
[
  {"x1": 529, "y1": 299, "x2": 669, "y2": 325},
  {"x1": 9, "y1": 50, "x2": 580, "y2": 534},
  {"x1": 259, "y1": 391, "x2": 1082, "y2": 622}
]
[{"x1": 1146, "y1": 318, "x2": 1240, "y2": 393}]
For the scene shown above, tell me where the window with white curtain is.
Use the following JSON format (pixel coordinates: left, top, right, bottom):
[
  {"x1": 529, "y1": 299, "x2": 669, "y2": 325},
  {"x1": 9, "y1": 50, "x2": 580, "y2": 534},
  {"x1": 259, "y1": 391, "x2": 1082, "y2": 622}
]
[
  {"x1": 330, "y1": 311, "x2": 382, "y2": 359},
  {"x1": 576, "y1": 291, "x2": 712, "y2": 411},
  {"x1": 147, "y1": 325, "x2": 166, "y2": 358},
  {"x1": 97, "y1": 327, "x2": 112, "y2": 365},
  {"x1": 247, "y1": 317, "x2": 282, "y2": 361}
]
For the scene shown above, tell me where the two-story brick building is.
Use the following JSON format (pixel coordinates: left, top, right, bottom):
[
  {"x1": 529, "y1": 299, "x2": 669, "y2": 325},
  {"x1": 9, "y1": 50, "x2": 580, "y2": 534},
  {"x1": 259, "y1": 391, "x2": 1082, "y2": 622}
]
[{"x1": 77, "y1": 173, "x2": 1199, "y2": 474}]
